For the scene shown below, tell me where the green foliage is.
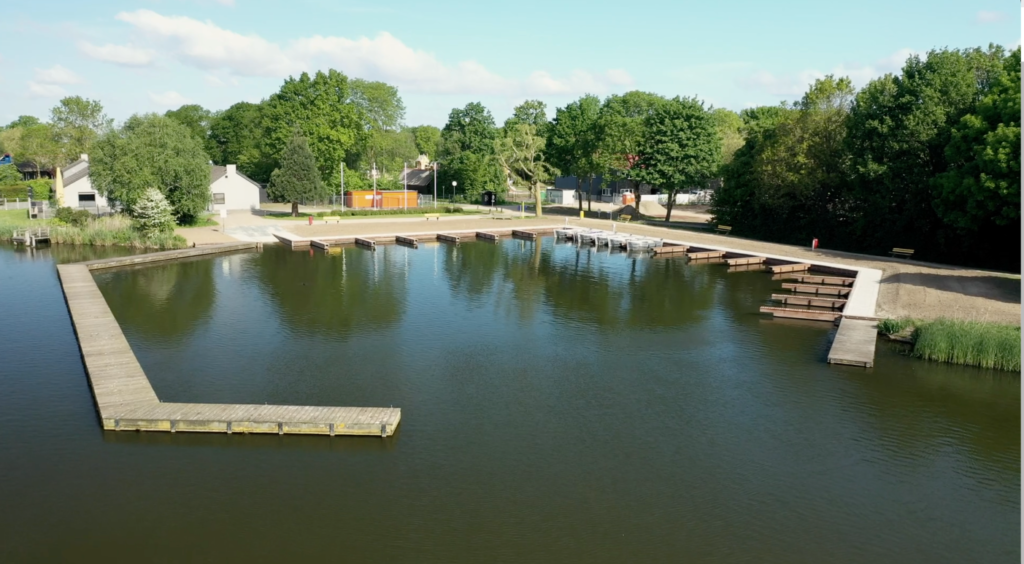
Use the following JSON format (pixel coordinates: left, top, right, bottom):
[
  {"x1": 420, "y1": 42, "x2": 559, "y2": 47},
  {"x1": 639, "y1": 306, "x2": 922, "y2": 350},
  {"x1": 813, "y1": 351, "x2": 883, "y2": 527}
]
[
  {"x1": 131, "y1": 187, "x2": 177, "y2": 235},
  {"x1": 438, "y1": 151, "x2": 505, "y2": 202},
  {"x1": 595, "y1": 91, "x2": 666, "y2": 188},
  {"x1": 268, "y1": 133, "x2": 327, "y2": 215},
  {"x1": 636, "y1": 96, "x2": 721, "y2": 220},
  {"x1": 90, "y1": 114, "x2": 211, "y2": 223},
  {"x1": 50, "y1": 96, "x2": 112, "y2": 164},
  {"x1": 547, "y1": 94, "x2": 602, "y2": 181},
  {"x1": 409, "y1": 125, "x2": 441, "y2": 159},
  {"x1": 877, "y1": 317, "x2": 915, "y2": 335},
  {"x1": 440, "y1": 102, "x2": 499, "y2": 158},
  {"x1": 912, "y1": 319, "x2": 1021, "y2": 372},
  {"x1": 208, "y1": 102, "x2": 265, "y2": 181},
  {"x1": 260, "y1": 70, "x2": 361, "y2": 184},
  {"x1": 0, "y1": 214, "x2": 187, "y2": 249},
  {"x1": 54, "y1": 206, "x2": 93, "y2": 227},
  {"x1": 0, "y1": 164, "x2": 21, "y2": 185},
  {"x1": 504, "y1": 99, "x2": 549, "y2": 137},
  {"x1": 14, "y1": 123, "x2": 62, "y2": 174},
  {"x1": 495, "y1": 117, "x2": 554, "y2": 214},
  {"x1": 4, "y1": 115, "x2": 40, "y2": 130},
  {"x1": 0, "y1": 180, "x2": 53, "y2": 200},
  {"x1": 164, "y1": 104, "x2": 213, "y2": 147},
  {"x1": 307, "y1": 205, "x2": 468, "y2": 218},
  {"x1": 710, "y1": 108, "x2": 744, "y2": 171}
]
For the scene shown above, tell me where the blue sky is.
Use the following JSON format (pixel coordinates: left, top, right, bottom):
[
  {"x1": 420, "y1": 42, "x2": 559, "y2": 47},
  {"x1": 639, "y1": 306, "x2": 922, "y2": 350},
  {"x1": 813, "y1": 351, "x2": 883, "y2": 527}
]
[{"x1": 0, "y1": 0, "x2": 1018, "y2": 127}]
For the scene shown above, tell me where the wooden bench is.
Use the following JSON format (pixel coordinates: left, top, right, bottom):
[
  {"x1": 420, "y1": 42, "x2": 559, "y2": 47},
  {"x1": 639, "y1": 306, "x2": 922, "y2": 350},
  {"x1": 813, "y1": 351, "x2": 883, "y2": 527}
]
[
  {"x1": 715, "y1": 225, "x2": 732, "y2": 235},
  {"x1": 424, "y1": 213, "x2": 441, "y2": 221},
  {"x1": 889, "y1": 247, "x2": 914, "y2": 259},
  {"x1": 321, "y1": 216, "x2": 341, "y2": 223},
  {"x1": 619, "y1": 214, "x2": 632, "y2": 223}
]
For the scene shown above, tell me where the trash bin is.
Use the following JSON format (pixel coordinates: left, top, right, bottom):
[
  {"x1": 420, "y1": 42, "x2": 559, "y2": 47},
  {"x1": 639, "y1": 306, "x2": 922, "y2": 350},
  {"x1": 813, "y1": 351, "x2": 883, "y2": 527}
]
[{"x1": 622, "y1": 192, "x2": 635, "y2": 205}]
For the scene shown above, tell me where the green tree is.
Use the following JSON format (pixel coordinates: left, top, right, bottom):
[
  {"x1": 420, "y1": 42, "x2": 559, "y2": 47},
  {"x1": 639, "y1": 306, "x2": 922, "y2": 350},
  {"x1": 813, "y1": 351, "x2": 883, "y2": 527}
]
[
  {"x1": 165, "y1": 104, "x2": 213, "y2": 147},
  {"x1": 208, "y1": 101, "x2": 264, "y2": 180},
  {"x1": 260, "y1": 70, "x2": 361, "y2": 184},
  {"x1": 268, "y1": 132, "x2": 327, "y2": 216},
  {"x1": 50, "y1": 96, "x2": 112, "y2": 164},
  {"x1": 636, "y1": 96, "x2": 721, "y2": 222},
  {"x1": 547, "y1": 94, "x2": 603, "y2": 211},
  {"x1": 91, "y1": 114, "x2": 210, "y2": 223},
  {"x1": 504, "y1": 99, "x2": 549, "y2": 137},
  {"x1": 409, "y1": 125, "x2": 441, "y2": 159},
  {"x1": 132, "y1": 187, "x2": 176, "y2": 236},
  {"x1": 4, "y1": 115, "x2": 40, "y2": 130},
  {"x1": 438, "y1": 152, "x2": 505, "y2": 202},
  {"x1": 496, "y1": 120, "x2": 555, "y2": 214},
  {"x1": 17, "y1": 123, "x2": 62, "y2": 178},
  {"x1": 440, "y1": 102, "x2": 499, "y2": 157},
  {"x1": 0, "y1": 164, "x2": 20, "y2": 184},
  {"x1": 595, "y1": 91, "x2": 666, "y2": 211},
  {"x1": 710, "y1": 108, "x2": 744, "y2": 171}
]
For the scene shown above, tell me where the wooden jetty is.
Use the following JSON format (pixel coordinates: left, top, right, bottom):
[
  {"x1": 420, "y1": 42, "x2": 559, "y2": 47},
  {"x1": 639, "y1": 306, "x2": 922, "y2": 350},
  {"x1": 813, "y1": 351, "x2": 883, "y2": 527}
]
[
  {"x1": 769, "y1": 262, "x2": 811, "y2": 274},
  {"x1": 476, "y1": 231, "x2": 500, "y2": 241},
  {"x1": 512, "y1": 229, "x2": 537, "y2": 240},
  {"x1": 827, "y1": 318, "x2": 878, "y2": 367},
  {"x1": 58, "y1": 243, "x2": 401, "y2": 437},
  {"x1": 354, "y1": 237, "x2": 377, "y2": 250},
  {"x1": 760, "y1": 306, "x2": 842, "y2": 322},
  {"x1": 791, "y1": 274, "x2": 855, "y2": 286},
  {"x1": 771, "y1": 294, "x2": 847, "y2": 309},
  {"x1": 725, "y1": 256, "x2": 765, "y2": 266},
  {"x1": 781, "y1": 283, "x2": 851, "y2": 297},
  {"x1": 12, "y1": 227, "x2": 51, "y2": 247},
  {"x1": 652, "y1": 244, "x2": 689, "y2": 255},
  {"x1": 437, "y1": 233, "x2": 461, "y2": 243},
  {"x1": 311, "y1": 239, "x2": 331, "y2": 250},
  {"x1": 396, "y1": 235, "x2": 419, "y2": 248},
  {"x1": 727, "y1": 263, "x2": 765, "y2": 273},
  {"x1": 687, "y1": 250, "x2": 726, "y2": 260}
]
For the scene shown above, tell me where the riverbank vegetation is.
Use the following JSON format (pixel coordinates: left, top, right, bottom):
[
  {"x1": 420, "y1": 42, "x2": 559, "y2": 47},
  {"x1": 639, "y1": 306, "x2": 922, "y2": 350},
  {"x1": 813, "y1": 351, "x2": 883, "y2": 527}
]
[
  {"x1": 878, "y1": 317, "x2": 1021, "y2": 372},
  {"x1": 0, "y1": 209, "x2": 186, "y2": 250}
]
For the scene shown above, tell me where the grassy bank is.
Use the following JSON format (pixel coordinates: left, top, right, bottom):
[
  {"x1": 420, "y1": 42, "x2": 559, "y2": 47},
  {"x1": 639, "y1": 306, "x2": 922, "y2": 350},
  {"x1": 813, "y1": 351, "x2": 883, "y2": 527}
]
[
  {"x1": 0, "y1": 212, "x2": 187, "y2": 250},
  {"x1": 879, "y1": 317, "x2": 1021, "y2": 372}
]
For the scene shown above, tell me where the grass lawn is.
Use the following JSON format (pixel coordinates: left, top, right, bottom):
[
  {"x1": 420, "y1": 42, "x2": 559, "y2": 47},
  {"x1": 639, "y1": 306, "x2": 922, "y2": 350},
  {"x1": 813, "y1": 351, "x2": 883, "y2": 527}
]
[
  {"x1": 0, "y1": 209, "x2": 49, "y2": 228},
  {"x1": 181, "y1": 215, "x2": 219, "y2": 228}
]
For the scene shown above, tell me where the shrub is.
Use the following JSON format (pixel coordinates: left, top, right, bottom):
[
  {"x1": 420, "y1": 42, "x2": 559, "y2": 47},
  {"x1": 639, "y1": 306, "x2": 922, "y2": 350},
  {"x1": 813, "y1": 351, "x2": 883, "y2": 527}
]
[
  {"x1": 54, "y1": 206, "x2": 92, "y2": 227},
  {"x1": 877, "y1": 317, "x2": 914, "y2": 335},
  {"x1": 0, "y1": 180, "x2": 53, "y2": 201},
  {"x1": 0, "y1": 164, "x2": 20, "y2": 185},
  {"x1": 131, "y1": 187, "x2": 176, "y2": 236}
]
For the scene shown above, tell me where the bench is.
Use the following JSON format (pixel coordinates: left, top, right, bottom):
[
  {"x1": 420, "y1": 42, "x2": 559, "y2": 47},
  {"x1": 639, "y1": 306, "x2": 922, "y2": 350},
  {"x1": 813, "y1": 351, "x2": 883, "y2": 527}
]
[
  {"x1": 321, "y1": 216, "x2": 341, "y2": 223},
  {"x1": 619, "y1": 214, "x2": 632, "y2": 223},
  {"x1": 889, "y1": 247, "x2": 914, "y2": 259},
  {"x1": 424, "y1": 213, "x2": 441, "y2": 221},
  {"x1": 715, "y1": 225, "x2": 732, "y2": 235}
]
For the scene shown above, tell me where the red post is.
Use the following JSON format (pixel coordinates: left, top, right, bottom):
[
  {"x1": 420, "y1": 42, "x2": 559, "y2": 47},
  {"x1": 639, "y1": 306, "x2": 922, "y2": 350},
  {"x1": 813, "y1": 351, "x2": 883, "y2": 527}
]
[
  {"x1": 308, "y1": 215, "x2": 313, "y2": 226},
  {"x1": 812, "y1": 238, "x2": 819, "y2": 249}
]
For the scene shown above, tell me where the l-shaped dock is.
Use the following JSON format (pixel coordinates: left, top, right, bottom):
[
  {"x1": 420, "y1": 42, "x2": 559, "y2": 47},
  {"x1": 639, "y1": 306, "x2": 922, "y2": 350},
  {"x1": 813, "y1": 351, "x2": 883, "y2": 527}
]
[{"x1": 58, "y1": 242, "x2": 401, "y2": 437}]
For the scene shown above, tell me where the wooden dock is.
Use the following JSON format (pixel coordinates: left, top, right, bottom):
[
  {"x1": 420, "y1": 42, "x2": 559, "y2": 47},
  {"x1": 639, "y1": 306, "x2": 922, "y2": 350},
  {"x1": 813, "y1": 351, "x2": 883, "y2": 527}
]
[
  {"x1": 725, "y1": 256, "x2": 765, "y2": 266},
  {"x1": 791, "y1": 274, "x2": 855, "y2": 286},
  {"x1": 769, "y1": 262, "x2": 811, "y2": 274},
  {"x1": 355, "y1": 237, "x2": 377, "y2": 250},
  {"x1": 58, "y1": 243, "x2": 401, "y2": 437},
  {"x1": 396, "y1": 235, "x2": 418, "y2": 248},
  {"x1": 771, "y1": 294, "x2": 847, "y2": 309},
  {"x1": 652, "y1": 244, "x2": 689, "y2": 255},
  {"x1": 438, "y1": 233, "x2": 461, "y2": 243},
  {"x1": 827, "y1": 318, "x2": 878, "y2": 367},
  {"x1": 781, "y1": 283, "x2": 851, "y2": 296},
  {"x1": 759, "y1": 306, "x2": 842, "y2": 322},
  {"x1": 687, "y1": 250, "x2": 726, "y2": 260},
  {"x1": 476, "y1": 231, "x2": 499, "y2": 241}
]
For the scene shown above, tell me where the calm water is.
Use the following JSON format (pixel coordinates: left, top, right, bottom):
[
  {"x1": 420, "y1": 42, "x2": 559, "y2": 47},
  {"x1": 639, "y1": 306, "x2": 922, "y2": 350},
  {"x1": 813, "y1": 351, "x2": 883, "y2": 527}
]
[{"x1": 0, "y1": 241, "x2": 1018, "y2": 563}]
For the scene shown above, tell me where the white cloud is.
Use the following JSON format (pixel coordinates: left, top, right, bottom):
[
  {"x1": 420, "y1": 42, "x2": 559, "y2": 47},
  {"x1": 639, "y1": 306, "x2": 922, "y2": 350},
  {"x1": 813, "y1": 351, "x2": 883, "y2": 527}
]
[
  {"x1": 79, "y1": 42, "x2": 156, "y2": 67},
  {"x1": 976, "y1": 10, "x2": 1006, "y2": 23},
  {"x1": 204, "y1": 74, "x2": 238, "y2": 87},
  {"x1": 28, "y1": 82, "x2": 66, "y2": 98},
  {"x1": 34, "y1": 65, "x2": 83, "y2": 85},
  {"x1": 149, "y1": 90, "x2": 192, "y2": 107},
  {"x1": 113, "y1": 10, "x2": 632, "y2": 97},
  {"x1": 739, "y1": 48, "x2": 920, "y2": 97}
]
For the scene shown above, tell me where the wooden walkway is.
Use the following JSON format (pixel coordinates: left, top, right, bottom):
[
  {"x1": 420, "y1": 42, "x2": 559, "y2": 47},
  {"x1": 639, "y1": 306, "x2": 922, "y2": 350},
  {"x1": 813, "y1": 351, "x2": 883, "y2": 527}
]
[
  {"x1": 827, "y1": 318, "x2": 878, "y2": 368},
  {"x1": 58, "y1": 243, "x2": 401, "y2": 437}
]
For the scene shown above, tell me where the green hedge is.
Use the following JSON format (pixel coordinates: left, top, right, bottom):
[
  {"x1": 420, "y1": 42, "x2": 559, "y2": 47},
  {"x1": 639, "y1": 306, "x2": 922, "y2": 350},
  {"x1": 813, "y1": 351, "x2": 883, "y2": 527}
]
[{"x1": 0, "y1": 180, "x2": 53, "y2": 200}]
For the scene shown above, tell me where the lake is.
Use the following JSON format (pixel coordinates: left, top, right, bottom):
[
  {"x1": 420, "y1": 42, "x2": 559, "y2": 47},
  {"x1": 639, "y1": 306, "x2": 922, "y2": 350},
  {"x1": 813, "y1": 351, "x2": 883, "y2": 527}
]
[{"x1": 0, "y1": 240, "x2": 1018, "y2": 563}]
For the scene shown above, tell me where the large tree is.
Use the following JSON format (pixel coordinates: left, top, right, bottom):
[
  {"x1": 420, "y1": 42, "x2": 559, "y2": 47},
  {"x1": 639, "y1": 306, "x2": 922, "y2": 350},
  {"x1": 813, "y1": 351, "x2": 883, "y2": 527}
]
[
  {"x1": 438, "y1": 102, "x2": 503, "y2": 201},
  {"x1": 496, "y1": 120, "x2": 554, "y2": 215},
  {"x1": 268, "y1": 132, "x2": 329, "y2": 216},
  {"x1": 90, "y1": 114, "x2": 210, "y2": 223},
  {"x1": 504, "y1": 99, "x2": 549, "y2": 137},
  {"x1": 636, "y1": 96, "x2": 721, "y2": 222},
  {"x1": 409, "y1": 125, "x2": 442, "y2": 159},
  {"x1": 595, "y1": 91, "x2": 665, "y2": 211},
  {"x1": 208, "y1": 101, "x2": 264, "y2": 180},
  {"x1": 3, "y1": 115, "x2": 40, "y2": 130},
  {"x1": 50, "y1": 96, "x2": 112, "y2": 164},
  {"x1": 547, "y1": 94, "x2": 602, "y2": 211},
  {"x1": 710, "y1": 108, "x2": 744, "y2": 172},
  {"x1": 165, "y1": 104, "x2": 214, "y2": 147},
  {"x1": 16, "y1": 123, "x2": 62, "y2": 178}
]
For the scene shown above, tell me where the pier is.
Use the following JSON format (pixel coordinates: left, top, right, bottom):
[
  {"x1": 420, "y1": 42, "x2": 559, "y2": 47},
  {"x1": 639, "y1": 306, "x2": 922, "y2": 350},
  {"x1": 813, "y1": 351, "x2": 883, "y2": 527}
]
[{"x1": 58, "y1": 242, "x2": 401, "y2": 437}]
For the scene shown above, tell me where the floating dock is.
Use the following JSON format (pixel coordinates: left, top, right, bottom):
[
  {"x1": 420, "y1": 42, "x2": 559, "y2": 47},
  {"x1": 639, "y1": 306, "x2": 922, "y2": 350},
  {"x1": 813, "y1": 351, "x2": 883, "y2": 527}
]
[
  {"x1": 58, "y1": 243, "x2": 401, "y2": 437},
  {"x1": 827, "y1": 318, "x2": 878, "y2": 368}
]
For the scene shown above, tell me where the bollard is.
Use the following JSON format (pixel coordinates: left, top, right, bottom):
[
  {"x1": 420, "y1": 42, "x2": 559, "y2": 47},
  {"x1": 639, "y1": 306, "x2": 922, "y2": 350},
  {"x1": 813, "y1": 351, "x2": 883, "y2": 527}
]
[
  {"x1": 308, "y1": 215, "x2": 313, "y2": 225},
  {"x1": 580, "y1": 210, "x2": 584, "y2": 220},
  {"x1": 812, "y1": 238, "x2": 819, "y2": 250}
]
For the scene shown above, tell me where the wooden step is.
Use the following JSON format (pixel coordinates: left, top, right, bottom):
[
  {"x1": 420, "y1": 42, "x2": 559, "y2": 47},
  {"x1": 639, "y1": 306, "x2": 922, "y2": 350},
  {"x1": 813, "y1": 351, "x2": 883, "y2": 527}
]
[
  {"x1": 311, "y1": 239, "x2": 330, "y2": 250},
  {"x1": 760, "y1": 306, "x2": 841, "y2": 322},
  {"x1": 687, "y1": 250, "x2": 726, "y2": 260},
  {"x1": 437, "y1": 234, "x2": 460, "y2": 243},
  {"x1": 791, "y1": 274, "x2": 855, "y2": 286},
  {"x1": 354, "y1": 237, "x2": 376, "y2": 250},
  {"x1": 652, "y1": 244, "x2": 689, "y2": 255},
  {"x1": 396, "y1": 235, "x2": 419, "y2": 248},
  {"x1": 769, "y1": 262, "x2": 811, "y2": 274},
  {"x1": 476, "y1": 231, "x2": 499, "y2": 241},
  {"x1": 771, "y1": 294, "x2": 847, "y2": 309},
  {"x1": 725, "y1": 256, "x2": 765, "y2": 266},
  {"x1": 780, "y1": 283, "x2": 851, "y2": 296},
  {"x1": 727, "y1": 264, "x2": 765, "y2": 273},
  {"x1": 511, "y1": 229, "x2": 537, "y2": 240}
]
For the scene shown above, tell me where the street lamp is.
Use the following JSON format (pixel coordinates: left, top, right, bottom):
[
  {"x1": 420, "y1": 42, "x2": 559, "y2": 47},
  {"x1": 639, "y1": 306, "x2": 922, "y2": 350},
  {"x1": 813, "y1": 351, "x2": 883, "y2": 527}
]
[
  {"x1": 372, "y1": 162, "x2": 378, "y2": 209},
  {"x1": 451, "y1": 180, "x2": 457, "y2": 203}
]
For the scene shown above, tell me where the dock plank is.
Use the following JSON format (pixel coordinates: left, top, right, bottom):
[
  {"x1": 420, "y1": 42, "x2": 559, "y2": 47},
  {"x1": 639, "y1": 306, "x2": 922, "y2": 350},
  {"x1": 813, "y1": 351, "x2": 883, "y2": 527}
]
[{"x1": 828, "y1": 318, "x2": 877, "y2": 368}]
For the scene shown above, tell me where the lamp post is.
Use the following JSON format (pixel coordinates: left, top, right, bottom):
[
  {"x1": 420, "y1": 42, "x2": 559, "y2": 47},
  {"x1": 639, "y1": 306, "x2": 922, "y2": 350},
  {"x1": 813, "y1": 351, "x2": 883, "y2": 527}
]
[
  {"x1": 372, "y1": 162, "x2": 378, "y2": 209},
  {"x1": 403, "y1": 161, "x2": 407, "y2": 210},
  {"x1": 432, "y1": 162, "x2": 437, "y2": 209},
  {"x1": 451, "y1": 180, "x2": 457, "y2": 204},
  {"x1": 340, "y1": 161, "x2": 345, "y2": 211}
]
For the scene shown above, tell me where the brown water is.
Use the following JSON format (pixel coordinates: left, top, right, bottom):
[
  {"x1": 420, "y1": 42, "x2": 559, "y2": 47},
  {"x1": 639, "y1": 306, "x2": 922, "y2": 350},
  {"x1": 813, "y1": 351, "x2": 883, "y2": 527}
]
[{"x1": 0, "y1": 241, "x2": 1018, "y2": 563}]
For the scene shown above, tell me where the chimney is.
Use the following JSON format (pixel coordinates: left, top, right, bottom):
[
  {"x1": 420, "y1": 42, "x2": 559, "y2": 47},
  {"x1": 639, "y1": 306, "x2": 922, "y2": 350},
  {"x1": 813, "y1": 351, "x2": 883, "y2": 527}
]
[
  {"x1": 81, "y1": 154, "x2": 89, "y2": 162},
  {"x1": 226, "y1": 164, "x2": 236, "y2": 175}
]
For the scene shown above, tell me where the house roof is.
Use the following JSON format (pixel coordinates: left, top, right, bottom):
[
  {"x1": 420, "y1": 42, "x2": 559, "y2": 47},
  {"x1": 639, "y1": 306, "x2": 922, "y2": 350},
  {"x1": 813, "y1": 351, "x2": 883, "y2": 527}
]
[
  {"x1": 210, "y1": 165, "x2": 262, "y2": 188},
  {"x1": 63, "y1": 158, "x2": 90, "y2": 187},
  {"x1": 399, "y1": 168, "x2": 434, "y2": 187}
]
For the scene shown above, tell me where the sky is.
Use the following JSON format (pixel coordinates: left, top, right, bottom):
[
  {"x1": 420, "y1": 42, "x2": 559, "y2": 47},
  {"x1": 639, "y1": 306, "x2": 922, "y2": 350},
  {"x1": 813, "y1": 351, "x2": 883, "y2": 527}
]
[{"x1": 0, "y1": 0, "x2": 1019, "y2": 128}]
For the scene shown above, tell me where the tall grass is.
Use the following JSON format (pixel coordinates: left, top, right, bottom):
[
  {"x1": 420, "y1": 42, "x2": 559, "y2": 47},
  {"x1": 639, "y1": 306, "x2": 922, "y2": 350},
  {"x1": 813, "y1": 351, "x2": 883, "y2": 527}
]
[
  {"x1": 877, "y1": 317, "x2": 914, "y2": 335},
  {"x1": 1, "y1": 214, "x2": 187, "y2": 250},
  {"x1": 912, "y1": 318, "x2": 1020, "y2": 372}
]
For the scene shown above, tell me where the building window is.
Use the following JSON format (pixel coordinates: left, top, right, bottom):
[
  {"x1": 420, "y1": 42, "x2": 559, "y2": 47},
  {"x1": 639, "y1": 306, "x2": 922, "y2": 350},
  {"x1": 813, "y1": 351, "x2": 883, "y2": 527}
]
[
  {"x1": 213, "y1": 193, "x2": 225, "y2": 205},
  {"x1": 78, "y1": 193, "x2": 96, "y2": 208}
]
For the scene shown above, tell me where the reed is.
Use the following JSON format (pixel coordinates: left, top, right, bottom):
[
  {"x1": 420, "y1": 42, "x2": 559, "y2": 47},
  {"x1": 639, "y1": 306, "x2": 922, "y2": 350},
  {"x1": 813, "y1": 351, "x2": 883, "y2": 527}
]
[
  {"x1": 911, "y1": 318, "x2": 1020, "y2": 372},
  {"x1": 1, "y1": 214, "x2": 187, "y2": 250}
]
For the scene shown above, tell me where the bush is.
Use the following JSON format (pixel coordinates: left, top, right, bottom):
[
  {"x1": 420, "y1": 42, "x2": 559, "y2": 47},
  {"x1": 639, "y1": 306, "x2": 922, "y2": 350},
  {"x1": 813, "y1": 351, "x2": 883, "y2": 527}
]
[
  {"x1": 0, "y1": 164, "x2": 20, "y2": 185},
  {"x1": 54, "y1": 206, "x2": 93, "y2": 227},
  {"x1": 131, "y1": 187, "x2": 176, "y2": 236},
  {"x1": 0, "y1": 180, "x2": 53, "y2": 201}
]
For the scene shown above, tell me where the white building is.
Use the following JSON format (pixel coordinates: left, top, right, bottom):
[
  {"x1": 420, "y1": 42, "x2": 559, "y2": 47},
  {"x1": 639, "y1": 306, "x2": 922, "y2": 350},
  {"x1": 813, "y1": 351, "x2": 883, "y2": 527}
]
[
  {"x1": 61, "y1": 155, "x2": 111, "y2": 210},
  {"x1": 209, "y1": 164, "x2": 262, "y2": 211}
]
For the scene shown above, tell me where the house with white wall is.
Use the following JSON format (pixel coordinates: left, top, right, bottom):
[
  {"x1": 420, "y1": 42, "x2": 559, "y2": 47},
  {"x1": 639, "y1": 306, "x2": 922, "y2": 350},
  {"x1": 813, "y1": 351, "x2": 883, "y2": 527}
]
[
  {"x1": 61, "y1": 155, "x2": 111, "y2": 210},
  {"x1": 209, "y1": 164, "x2": 261, "y2": 211}
]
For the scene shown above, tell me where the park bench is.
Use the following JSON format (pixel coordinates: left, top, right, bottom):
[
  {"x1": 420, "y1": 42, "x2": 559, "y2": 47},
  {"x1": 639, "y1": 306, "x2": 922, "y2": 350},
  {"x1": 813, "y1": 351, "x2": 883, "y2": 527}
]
[
  {"x1": 619, "y1": 214, "x2": 632, "y2": 223},
  {"x1": 889, "y1": 247, "x2": 914, "y2": 259},
  {"x1": 715, "y1": 225, "x2": 732, "y2": 235},
  {"x1": 321, "y1": 216, "x2": 341, "y2": 223},
  {"x1": 424, "y1": 213, "x2": 441, "y2": 221}
]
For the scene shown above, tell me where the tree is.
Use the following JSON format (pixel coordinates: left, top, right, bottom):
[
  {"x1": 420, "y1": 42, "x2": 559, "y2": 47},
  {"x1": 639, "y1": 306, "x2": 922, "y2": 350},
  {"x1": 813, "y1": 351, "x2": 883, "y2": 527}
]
[
  {"x1": 636, "y1": 96, "x2": 721, "y2": 222},
  {"x1": 132, "y1": 187, "x2": 176, "y2": 236},
  {"x1": 208, "y1": 102, "x2": 264, "y2": 180},
  {"x1": 165, "y1": 104, "x2": 213, "y2": 147},
  {"x1": 268, "y1": 132, "x2": 328, "y2": 216},
  {"x1": 349, "y1": 79, "x2": 405, "y2": 133},
  {"x1": 496, "y1": 121, "x2": 555, "y2": 215},
  {"x1": 547, "y1": 94, "x2": 602, "y2": 211},
  {"x1": 90, "y1": 114, "x2": 210, "y2": 223},
  {"x1": 710, "y1": 108, "x2": 744, "y2": 172},
  {"x1": 409, "y1": 125, "x2": 441, "y2": 159},
  {"x1": 50, "y1": 96, "x2": 112, "y2": 164},
  {"x1": 437, "y1": 152, "x2": 505, "y2": 202},
  {"x1": 504, "y1": 99, "x2": 549, "y2": 137},
  {"x1": 0, "y1": 164, "x2": 20, "y2": 184},
  {"x1": 4, "y1": 116, "x2": 40, "y2": 130},
  {"x1": 260, "y1": 70, "x2": 361, "y2": 184},
  {"x1": 17, "y1": 123, "x2": 61, "y2": 178},
  {"x1": 440, "y1": 102, "x2": 499, "y2": 157},
  {"x1": 595, "y1": 91, "x2": 665, "y2": 212}
]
